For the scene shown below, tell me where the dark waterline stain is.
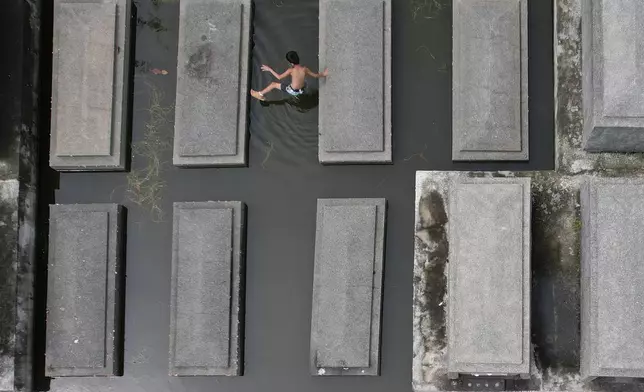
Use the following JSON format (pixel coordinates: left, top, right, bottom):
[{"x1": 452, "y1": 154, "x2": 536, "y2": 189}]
[{"x1": 186, "y1": 43, "x2": 214, "y2": 79}]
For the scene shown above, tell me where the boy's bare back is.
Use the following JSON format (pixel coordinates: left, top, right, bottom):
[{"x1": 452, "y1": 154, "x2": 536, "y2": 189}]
[
  {"x1": 289, "y1": 65, "x2": 307, "y2": 90},
  {"x1": 250, "y1": 51, "x2": 328, "y2": 101},
  {"x1": 289, "y1": 64, "x2": 329, "y2": 90}
]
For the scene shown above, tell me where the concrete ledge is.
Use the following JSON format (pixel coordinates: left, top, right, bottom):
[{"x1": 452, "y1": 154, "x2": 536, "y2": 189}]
[
  {"x1": 318, "y1": 0, "x2": 391, "y2": 164},
  {"x1": 46, "y1": 204, "x2": 125, "y2": 377},
  {"x1": 452, "y1": 0, "x2": 528, "y2": 161},
  {"x1": 582, "y1": 0, "x2": 644, "y2": 152},
  {"x1": 447, "y1": 178, "x2": 531, "y2": 378},
  {"x1": 50, "y1": 0, "x2": 133, "y2": 171},
  {"x1": 169, "y1": 201, "x2": 246, "y2": 376},
  {"x1": 580, "y1": 179, "x2": 644, "y2": 381},
  {"x1": 310, "y1": 198, "x2": 386, "y2": 376},
  {"x1": 173, "y1": 0, "x2": 251, "y2": 167}
]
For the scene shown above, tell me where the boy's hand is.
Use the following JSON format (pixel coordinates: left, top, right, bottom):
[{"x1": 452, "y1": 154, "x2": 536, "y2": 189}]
[
  {"x1": 261, "y1": 65, "x2": 273, "y2": 72},
  {"x1": 322, "y1": 68, "x2": 329, "y2": 77}
]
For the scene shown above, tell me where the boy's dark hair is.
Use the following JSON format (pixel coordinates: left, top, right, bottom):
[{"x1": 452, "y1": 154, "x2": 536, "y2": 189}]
[{"x1": 286, "y1": 51, "x2": 300, "y2": 65}]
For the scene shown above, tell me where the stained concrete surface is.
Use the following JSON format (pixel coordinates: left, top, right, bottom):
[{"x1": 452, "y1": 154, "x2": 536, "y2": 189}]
[
  {"x1": 37, "y1": 0, "x2": 553, "y2": 390},
  {"x1": 414, "y1": 172, "x2": 644, "y2": 392},
  {"x1": 447, "y1": 179, "x2": 531, "y2": 378},
  {"x1": 581, "y1": 0, "x2": 644, "y2": 152},
  {"x1": 173, "y1": 0, "x2": 251, "y2": 166},
  {"x1": 580, "y1": 179, "x2": 644, "y2": 381},
  {"x1": 555, "y1": 0, "x2": 644, "y2": 175}
]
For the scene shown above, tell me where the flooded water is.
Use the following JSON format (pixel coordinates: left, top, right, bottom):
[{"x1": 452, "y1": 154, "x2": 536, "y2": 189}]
[{"x1": 37, "y1": 0, "x2": 553, "y2": 391}]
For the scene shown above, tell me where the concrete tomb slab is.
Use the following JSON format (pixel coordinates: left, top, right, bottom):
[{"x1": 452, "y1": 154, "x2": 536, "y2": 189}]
[
  {"x1": 173, "y1": 0, "x2": 251, "y2": 167},
  {"x1": 169, "y1": 201, "x2": 246, "y2": 376},
  {"x1": 310, "y1": 198, "x2": 386, "y2": 376},
  {"x1": 447, "y1": 178, "x2": 531, "y2": 378},
  {"x1": 580, "y1": 179, "x2": 644, "y2": 380},
  {"x1": 318, "y1": 0, "x2": 391, "y2": 164},
  {"x1": 582, "y1": 0, "x2": 644, "y2": 152},
  {"x1": 50, "y1": 0, "x2": 133, "y2": 171},
  {"x1": 46, "y1": 204, "x2": 125, "y2": 377},
  {"x1": 452, "y1": 0, "x2": 528, "y2": 161}
]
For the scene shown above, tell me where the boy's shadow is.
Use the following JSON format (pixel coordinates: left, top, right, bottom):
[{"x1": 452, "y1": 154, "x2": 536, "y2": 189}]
[{"x1": 260, "y1": 90, "x2": 319, "y2": 113}]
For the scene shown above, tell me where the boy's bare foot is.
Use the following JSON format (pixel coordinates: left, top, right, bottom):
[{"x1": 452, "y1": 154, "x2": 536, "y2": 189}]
[{"x1": 250, "y1": 90, "x2": 265, "y2": 101}]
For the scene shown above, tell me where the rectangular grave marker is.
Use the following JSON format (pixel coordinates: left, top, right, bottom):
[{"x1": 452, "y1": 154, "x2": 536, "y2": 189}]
[
  {"x1": 173, "y1": 0, "x2": 251, "y2": 167},
  {"x1": 582, "y1": 0, "x2": 644, "y2": 152},
  {"x1": 580, "y1": 179, "x2": 644, "y2": 380},
  {"x1": 452, "y1": 0, "x2": 528, "y2": 161},
  {"x1": 50, "y1": 0, "x2": 132, "y2": 171},
  {"x1": 318, "y1": 0, "x2": 392, "y2": 164},
  {"x1": 310, "y1": 198, "x2": 386, "y2": 375},
  {"x1": 46, "y1": 204, "x2": 125, "y2": 377},
  {"x1": 169, "y1": 201, "x2": 246, "y2": 376},
  {"x1": 447, "y1": 178, "x2": 530, "y2": 378}
]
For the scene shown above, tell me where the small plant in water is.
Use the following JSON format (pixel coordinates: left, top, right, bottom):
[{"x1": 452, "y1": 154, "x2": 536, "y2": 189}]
[
  {"x1": 137, "y1": 15, "x2": 168, "y2": 33},
  {"x1": 126, "y1": 82, "x2": 173, "y2": 222},
  {"x1": 410, "y1": 0, "x2": 445, "y2": 21},
  {"x1": 151, "y1": 0, "x2": 178, "y2": 6}
]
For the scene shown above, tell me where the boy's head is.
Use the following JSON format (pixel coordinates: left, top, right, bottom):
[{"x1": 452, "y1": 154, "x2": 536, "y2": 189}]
[{"x1": 286, "y1": 51, "x2": 300, "y2": 65}]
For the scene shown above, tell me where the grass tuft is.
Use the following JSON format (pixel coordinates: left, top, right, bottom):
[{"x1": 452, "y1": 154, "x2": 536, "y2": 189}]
[
  {"x1": 126, "y1": 83, "x2": 173, "y2": 223},
  {"x1": 410, "y1": 0, "x2": 444, "y2": 21}
]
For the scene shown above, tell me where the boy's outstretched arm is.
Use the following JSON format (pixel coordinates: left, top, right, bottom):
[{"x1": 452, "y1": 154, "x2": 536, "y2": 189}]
[
  {"x1": 305, "y1": 67, "x2": 329, "y2": 78},
  {"x1": 261, "y1": 65, "x2": 292, "y2": 80}
]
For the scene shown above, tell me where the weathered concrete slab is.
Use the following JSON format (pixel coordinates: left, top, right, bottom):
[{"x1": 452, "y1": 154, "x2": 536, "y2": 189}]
[
  {"x1": 580, "y1": 179, "x2": 644, "y2": 380},
  {"x1": 452, "y1": 0, "x2": 528, "y2": 161},
  {"x1": 447, "y1": 178, "x2": 531, "y2": 378},
  {"x1": 318, "y1": 0, "x2": 391, "y2": 164},
  {"x1": 50, "y1": 0, "x2": 133, "y2": 171},
  {"x1": 173, "y1": 0, "x2": 251, "y2": 167},
  {"x1": 582, "y1": 0, "x2": 644, "y2": 152},
  {"x1": 170, "y1": 201, "x2": 246, "y2": 376},
  {"x1": 310, "y1": 198, "x2": 386, "y2": 376},
  {"x1": 46, "y1": 204, "x2": 125, "y2": 377}
]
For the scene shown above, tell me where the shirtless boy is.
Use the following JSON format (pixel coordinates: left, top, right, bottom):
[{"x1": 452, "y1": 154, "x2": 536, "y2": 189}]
[{"x1": 250, "y1": 51, "x2": 328, "y2": 101}]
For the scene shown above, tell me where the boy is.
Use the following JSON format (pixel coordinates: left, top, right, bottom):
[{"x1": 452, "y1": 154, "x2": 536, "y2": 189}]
[{"x1": 250, "y1": 51, "x2": 328, "y2": 101}]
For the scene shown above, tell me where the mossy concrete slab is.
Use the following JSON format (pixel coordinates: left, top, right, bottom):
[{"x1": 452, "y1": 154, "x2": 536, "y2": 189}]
[
  {"x1": 582, "y1": 0, "x2": 644, "y2": 152},
  {"x1": 447, "y1": 178, "x2": 531, "y2": 378},
  {"x1": 556, "y1": 0, "x2": 644, "y2": 175},
  {"x1": 580, "y1": 179, "x2": 644, "y2": 381}
]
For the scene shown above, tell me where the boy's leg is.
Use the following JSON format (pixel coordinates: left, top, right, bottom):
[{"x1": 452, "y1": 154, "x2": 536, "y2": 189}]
[
  {"x1": 250, "y1": 82, "x2": 281, "y2": 100},
  {"x1": 259, "y1": 82, "x2": 281, "y2": 95}
]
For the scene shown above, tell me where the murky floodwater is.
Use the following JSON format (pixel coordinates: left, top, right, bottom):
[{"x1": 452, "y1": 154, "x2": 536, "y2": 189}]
[{"x1": 37, "y1": 0, "x2": 553, "y2": 391}]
